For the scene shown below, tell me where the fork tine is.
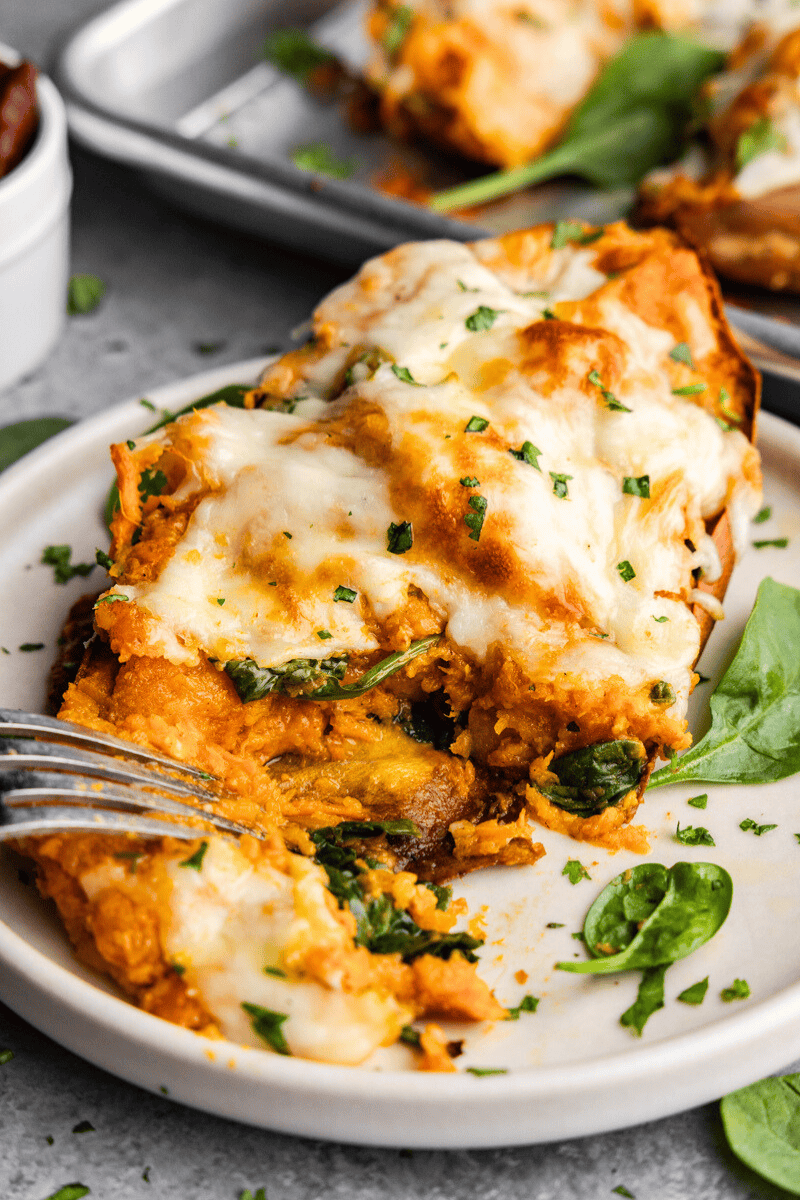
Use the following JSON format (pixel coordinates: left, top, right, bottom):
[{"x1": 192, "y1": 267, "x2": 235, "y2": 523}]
[
  {"x1": 0, "y1": 709, "x2": 216, "y2": 782},
  {"x1": 0, "y1": 770, "x2": 257, "y2": 839},
  {"x1": 0, "y1": 803, "x2": 218, "y2": 842},
  {"x1": 0, "y1": 737, "x2": 218, "y2": 800}
]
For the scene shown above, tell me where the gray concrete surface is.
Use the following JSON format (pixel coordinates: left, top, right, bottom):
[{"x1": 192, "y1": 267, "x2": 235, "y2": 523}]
[{"x1": 0, "y1": 2, "x2": 794, "y2": 1196}]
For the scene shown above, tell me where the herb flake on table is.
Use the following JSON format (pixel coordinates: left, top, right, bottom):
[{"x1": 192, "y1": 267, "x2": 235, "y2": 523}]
[
  {"x1": 44, "y1": 1188, "x2": 91, "y2": 1200},
  {"x1": 753, "y1": 537, "x2": 789, "y2": 549},
  {"x1": 677, "y1": 976, "x2": 708, "y2": 1005},
  {"x1": 263, "y1": 28, "x2": 336, "y2": 80},
  {"x1": 675, "y1": 822, "x2": 715, "y2": 846},
  {"x1": 240, "y1": 1189, "x2": 267, "y2": 1200},
  {"x1": 563, "y1": 860, "x2": 591, "y2": 884},
  {"x1": 40, "y1": 544, "x2": 96, "y2": 585},
  {"x1": 721, "y1": 978, "x2": 750, "y2": 1002},
  {"x1": 754, "y1": 506, "x2": 772, "y2": 524},
  {"x1": 0, "y1": 417, "x2": 73, "y2": 473},
  {"x1": 291, "y1": 142, "x2": 357, "y2": 179},
  {"x1": 67, "y1": 274, "x2": 105, "y2": 315},
  {"x1": 18, "y1": 642, "x2": 44, "y2": 651},
  {"x1": 72, "y1": 1120, "x2": 94, "y2": 1134},
  {"x1": 740, "y1": 818, "x2": 777, "y2": 836},
  {"x1": 506, "y1": 994, "x2": 539, "y2": 1019},
  {"x1": 0, "y1": 1049, "x2": 13, "y2": 1065},
  {"x1": 466, "y1": 1067, "x2": 508, "y2": 1076}
]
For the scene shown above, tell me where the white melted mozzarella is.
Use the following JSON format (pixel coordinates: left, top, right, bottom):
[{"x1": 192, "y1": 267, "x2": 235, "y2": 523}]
[
  {"x1": 162, "y1": 840, "x2": 407, "y2": 1065},
  {"x1": 114, "y1": 237, "x2": 761, "y2": 718}
]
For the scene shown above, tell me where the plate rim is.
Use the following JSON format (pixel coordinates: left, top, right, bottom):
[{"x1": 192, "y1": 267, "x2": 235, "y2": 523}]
[{"x1": 2, "y1": 358, "x2": 800, "y2": 1147}]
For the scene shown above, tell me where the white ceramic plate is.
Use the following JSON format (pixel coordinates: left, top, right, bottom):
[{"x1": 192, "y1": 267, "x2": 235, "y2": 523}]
[{"x1": 2, "y1": 359, "x2": 800, "y2": 1148}]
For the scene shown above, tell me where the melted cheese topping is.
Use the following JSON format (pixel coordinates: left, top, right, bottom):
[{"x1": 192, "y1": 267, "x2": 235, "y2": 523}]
[
  {"x1": 107, "y1": 231, "x2": 761, "y2": 724},
  {"x1": 163, "y1": 841, "x2": 408, "y2": 1064}
]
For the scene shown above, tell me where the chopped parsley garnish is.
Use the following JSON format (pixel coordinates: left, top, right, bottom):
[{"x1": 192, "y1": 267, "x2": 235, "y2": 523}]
[
  {"x1": 333, "y1": 585, "x2": 357, "y2": 603},
  {"x1": 622, "y1": 475, "x2": 650, "y2": 498},
  {"x1": 677, "y1": 976, "x2": 709, "y2": 1005},
  {"x1": 466, "y1": 1067, "x2": 508, "y2": 1076},
  {"x1": 139, "y1": 398, "x2": 157, "y2": 412},
  {"x1": 721, "y1": 978, "x2": 751, "y2": 1002},
  {"x1": 215, "y1": 597, "x2": 225, "y2": 606},
  {"x1": 669, "y1": 342, "x2": 694, "y2": 368},
  {"x1": 456, "y1": 279, "x2": 478, "y2": 292},
  {"x1": 171, "y1": 961, "x2": 185, "y2": 975},
  {"x1": 387, "y1": 520, "x2": 413, "y2": 554},
  {"x1": 263, "y1": 27, "x2": 336, "y2": 80},
  {"x1": 194, "y1": 340, "x2": 226, "y2": 355},
  {"x1": 179, "y1": 840, "x2": 208, "y2": 871},
  {"x1": 399, "y1": 1024, "x2": 422, "y2": 1048},
  {"x1": 612, "y1": 1187, "x2": 636, "y2": 1198},
  {"x1": 506, "y1": 994, "x2": 539, "y2": 1020},
  {"x1": 688, "y1": 794, "x2": 708, "y2": 809},
  {"x1": 382, "y1": 4, "x2": 414, "y2": 57},
  {"x1": 316, "y1": 629, "x2": 333, "y2": 640},
  {"x1": 509, "y1": 441, "x2": 542, "y2": 470},
  {"x1": 739, "y1": 818, "x2": 778, "y2": 836},
  {"x1": 550, "y1": 472, "x2": 572, "y2": 498},
  {"x1": 0, "y1": 1049, "x2": 13, "y2": 1065},
  {"x1": 264, "y1": 966, "x2": 286, "y2": 978},
  {"x1": 138, "y1": 467, "x2": 167, "y2": 501},
  {"x1": 718, "y1": 387, "x2": 741, "y2": 424},
  {"x1": 465, "y1": 306, "x2": 502, "y2": 332},
  {"x1": 563, "y1": 860, "x2": 591, "y2": 885},
  {"x1": 754, "y1": 506, "x2": 772, "y2": 524},
  {"x1": 653, "y1": 615, "x2": 669, "y2": 623},
  {"x1": 241, "y1": 1003, "x2": 291, "y2": 1054},
  {"x1": 672, "y1": 383, "x2": 707, "y2": 396},
  {"x1": 753, "y1": 538, "x2": 789, "y2": 549},
  {"x1": 464, "y1": 415, "x2": 489, "y2": 433},
  {"x1": 283, "y1": 531, "x2": 292, "y2": 539},
  {"x1": 546, "y1": 922, "x2": 565, "y2": 928},
  {"x1": 94, "y1": 593, "x2": 129, "y2": 606},
  {"x1": 542, "y1": 308, "x2": 556, "y2": 320},
  {"x1": 240, "y1": 1190, "x2": 267, "y2": 1200},
  {"x1": 460, "y1": 476, "x2": 480, "y2": 487},
  {"x1": 95, "y1": 548, "x2": 114, "y2": 571},
  {"x1": 588, "y1": 369, "x2": 630, "y2": 412},
  {"x1": 391, "y1": 363, "x2": 422, "y2": 386},
  {"x1": 42, "y1": 545, "x2": 96, "y2": 585},
  {"x1": 674, "y1": 822, "x2": 715, "y2": 846},
  {"x1": 464, "y1": 494, "x2": 487, "y2": 541},
  {"x1": 291, "y1": 142, "x2": 357, "y2": 179},
  {"x1": 18, "y1": 643, "x2": 44, "y2": 651},
  {"x1": 550, "y1": 221, "x2": 603, "y2": 249},
  {"x1": 67, "y1": 274, "x2": 105, "y2": 315},
  {"x1": 617, "y1": 560, "x2": 635, "y2": 582},
  {"x1": 736, "y1": 116, "x2": 787, "y2": 170},
  {"x1": 44, "y1": 1187, "x2": 91, "y2": 1200},
  {"x1": 650, "y1": 680, "x2": 676, "y2": 704}
]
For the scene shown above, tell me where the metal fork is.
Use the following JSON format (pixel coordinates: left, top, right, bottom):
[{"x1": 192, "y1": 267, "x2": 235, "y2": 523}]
[{"x1": 0, "y1": 709, "x2": 261, "y2": 842}]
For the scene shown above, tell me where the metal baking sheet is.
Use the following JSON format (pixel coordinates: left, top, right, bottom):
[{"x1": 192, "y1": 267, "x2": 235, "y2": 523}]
[{"x1": 56, "y1": 0, "x2": 800, "y2": 356}]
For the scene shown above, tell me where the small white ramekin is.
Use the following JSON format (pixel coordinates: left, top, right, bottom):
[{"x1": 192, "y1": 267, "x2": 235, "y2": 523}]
[{"x1": 0, "y1": 47, "x2": 72, "y2": 393}]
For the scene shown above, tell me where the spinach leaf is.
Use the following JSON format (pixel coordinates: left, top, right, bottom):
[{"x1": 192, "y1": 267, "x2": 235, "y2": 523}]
[
  {"x1": 539, "y1": 739, "x2": 646, "y2": 817},
  {"x1": 721, "y1": 1073, "x2": 800, "y2": 1193},
  {"x1": 431, "y1": 33, "x2": 725, "y2": 211},
  {"x1": 619, "y1": 963, "x2": 667, "y2": 1036},
  {"x1": 0, "y1": 417, "x2": 72, "y2": 473},
  {"x1": 225, "y1": 654, "x2": 348, "y2": 702},
  {"x1": 310, "y1": 820, "x2": 482, "y2": 963},
  {"x1": 309, "y1": 635, "x2": 440, "y2": 700},
  {"x1": 650, "y1": 579, "x2": 800, "y2": 787},
  {"x1": 396, "y1": 694, "x2": 459, "y2": 751},
  {"x1": 557, "y1": 861, "x2": 732, "y2": 974}
]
